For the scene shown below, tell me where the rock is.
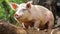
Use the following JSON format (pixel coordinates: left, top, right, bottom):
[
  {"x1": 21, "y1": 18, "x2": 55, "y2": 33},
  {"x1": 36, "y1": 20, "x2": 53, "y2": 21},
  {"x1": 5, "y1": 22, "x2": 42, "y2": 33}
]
[{"x1": 0, "y1": 20, "x2": 27, "y2": 34}]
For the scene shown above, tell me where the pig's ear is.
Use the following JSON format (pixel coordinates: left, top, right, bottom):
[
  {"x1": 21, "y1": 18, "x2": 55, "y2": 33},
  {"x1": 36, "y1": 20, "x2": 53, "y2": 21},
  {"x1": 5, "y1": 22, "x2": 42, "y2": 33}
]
[
  {"x1": 26, "y1": 2, "x2": 31, "y2": 8},
  {"x1": 9, "y1": 3, "x2": 18, "y2": 10}
]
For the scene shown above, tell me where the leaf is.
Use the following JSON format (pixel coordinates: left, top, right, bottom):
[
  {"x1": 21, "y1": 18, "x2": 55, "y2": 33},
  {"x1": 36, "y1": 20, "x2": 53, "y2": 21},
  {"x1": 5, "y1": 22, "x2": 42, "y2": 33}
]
[{"x1": 5, "y1": 0, "x2": 9, "y2": 3}]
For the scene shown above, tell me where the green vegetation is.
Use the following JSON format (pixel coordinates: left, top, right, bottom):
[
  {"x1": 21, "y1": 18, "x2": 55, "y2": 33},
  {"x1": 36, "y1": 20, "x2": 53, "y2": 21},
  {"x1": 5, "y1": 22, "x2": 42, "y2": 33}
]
[{"x1": 0, "y1": 0, "x2": 27, "y2": 25}]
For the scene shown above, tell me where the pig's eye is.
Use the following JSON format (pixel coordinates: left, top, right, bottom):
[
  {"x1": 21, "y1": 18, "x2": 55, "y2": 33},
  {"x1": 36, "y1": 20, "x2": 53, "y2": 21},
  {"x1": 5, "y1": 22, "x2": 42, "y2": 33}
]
[{"x1": 22, "y1": 9, "x2": 27, "y2": 11}]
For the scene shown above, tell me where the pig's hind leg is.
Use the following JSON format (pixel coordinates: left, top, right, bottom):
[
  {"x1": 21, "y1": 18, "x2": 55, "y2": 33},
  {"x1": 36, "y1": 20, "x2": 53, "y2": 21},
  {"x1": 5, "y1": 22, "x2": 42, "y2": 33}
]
[{"x1": 48, "y1": 17, "x2": 54, "y2": 34}]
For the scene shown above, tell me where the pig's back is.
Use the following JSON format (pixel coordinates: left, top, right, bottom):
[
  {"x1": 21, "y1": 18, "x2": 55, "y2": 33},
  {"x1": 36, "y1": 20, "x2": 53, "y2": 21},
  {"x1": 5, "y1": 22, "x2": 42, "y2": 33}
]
[{"x1": 30, "y1": 5, "x2": 51, "y2": 24}]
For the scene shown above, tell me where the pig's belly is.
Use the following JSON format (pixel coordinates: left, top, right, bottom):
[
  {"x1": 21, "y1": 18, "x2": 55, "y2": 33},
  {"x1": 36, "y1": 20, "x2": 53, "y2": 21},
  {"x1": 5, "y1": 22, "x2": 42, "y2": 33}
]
[
  {"x1": 40, "y1": 13, "x2": 50, "y2": 25},
  {"x1": 39, "y1": 14, "x2": 50, "y2": 29}
]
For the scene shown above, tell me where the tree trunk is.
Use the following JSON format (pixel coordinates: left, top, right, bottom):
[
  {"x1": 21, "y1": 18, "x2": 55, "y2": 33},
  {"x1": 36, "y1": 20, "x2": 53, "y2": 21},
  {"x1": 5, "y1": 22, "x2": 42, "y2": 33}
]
[{"x1": 33, "y1": 0, "x2": 39, "y2": 5}]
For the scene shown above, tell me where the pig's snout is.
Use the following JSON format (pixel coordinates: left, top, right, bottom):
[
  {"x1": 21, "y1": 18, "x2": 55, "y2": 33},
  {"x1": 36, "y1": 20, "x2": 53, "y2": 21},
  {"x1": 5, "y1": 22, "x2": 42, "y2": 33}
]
[{"x1": 14, "y1": 14, "x2": 20, "y2": 18}]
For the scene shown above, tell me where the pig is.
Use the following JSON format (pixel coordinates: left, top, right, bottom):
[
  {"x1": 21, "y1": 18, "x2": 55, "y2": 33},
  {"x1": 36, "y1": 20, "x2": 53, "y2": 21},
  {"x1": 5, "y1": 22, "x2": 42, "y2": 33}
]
[{"x1": 10, "y1": 1, "x2": 54, "y2": 34}]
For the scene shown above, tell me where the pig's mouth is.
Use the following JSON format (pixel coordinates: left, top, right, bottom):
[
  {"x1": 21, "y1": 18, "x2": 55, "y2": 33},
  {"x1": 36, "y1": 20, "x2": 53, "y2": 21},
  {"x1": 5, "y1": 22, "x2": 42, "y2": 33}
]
[
  {"x1": 14, "y1": 16, "x2": 23, "y2": 22},
  {"x1": 14, "y1": 16, "x2": 29, "y2": 22},
  {"x1": 14, "y1": 14, "x2": 29, "y2": 22}
]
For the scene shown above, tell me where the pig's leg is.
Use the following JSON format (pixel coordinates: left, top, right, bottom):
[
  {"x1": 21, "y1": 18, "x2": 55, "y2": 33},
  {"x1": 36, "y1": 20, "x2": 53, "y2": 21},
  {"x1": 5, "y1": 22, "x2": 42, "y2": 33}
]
[
  {"x1": 48, "y1": 18, "x2": 54, "y2": 34},
  {"x1": 23, "y1": 23, "x2": 29, "y2": 29},
  {"x1": 34, "y1": 21, "x2": 40, "y2": 31},
  {"x1": 22, "y1": 23, "x2": 25, "y2": 28}
]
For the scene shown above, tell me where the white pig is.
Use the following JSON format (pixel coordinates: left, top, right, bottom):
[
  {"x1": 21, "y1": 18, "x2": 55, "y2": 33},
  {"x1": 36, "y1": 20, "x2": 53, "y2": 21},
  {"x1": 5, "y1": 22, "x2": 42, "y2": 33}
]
[{"x1": 10, "y1": 1, "x2": 54, "y2": 34}]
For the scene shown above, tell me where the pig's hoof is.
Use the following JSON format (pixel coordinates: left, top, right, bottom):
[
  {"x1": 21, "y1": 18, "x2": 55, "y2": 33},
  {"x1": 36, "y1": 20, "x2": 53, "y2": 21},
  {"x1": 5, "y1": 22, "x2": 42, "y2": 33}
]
[
  {"x1": 44, "y1": 29, "x2": 48, "y2": 32},
  {"x1": 33, "y1": 28, "x2": 40, "y2": 31}
]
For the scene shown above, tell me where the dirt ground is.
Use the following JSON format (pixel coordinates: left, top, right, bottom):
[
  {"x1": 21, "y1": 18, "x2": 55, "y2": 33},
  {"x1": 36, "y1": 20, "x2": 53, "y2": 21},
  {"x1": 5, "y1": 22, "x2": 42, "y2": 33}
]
[{"x1": 0, "y1": 16, "x2": 60, "y2": 34}]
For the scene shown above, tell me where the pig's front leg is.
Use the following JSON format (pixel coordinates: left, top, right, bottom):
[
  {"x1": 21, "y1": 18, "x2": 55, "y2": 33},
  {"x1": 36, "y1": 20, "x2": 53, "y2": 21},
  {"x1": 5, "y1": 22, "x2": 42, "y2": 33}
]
[
  {"x1": 34, "y1": 21, "x2": 40, "y2": 31},
  {"x1": 22, "y1": 23, "x2": 26, "y2": 28},
  {"x1": 22, "y1": 23, "x2": 31, "y2": 29}
]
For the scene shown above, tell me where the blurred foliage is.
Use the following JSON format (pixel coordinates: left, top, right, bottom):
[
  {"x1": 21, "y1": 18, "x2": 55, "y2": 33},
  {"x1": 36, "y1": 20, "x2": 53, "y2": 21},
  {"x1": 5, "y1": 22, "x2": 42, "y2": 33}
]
[{"x1": 0, "y1": 0, "x2": 27, "y2": 25}]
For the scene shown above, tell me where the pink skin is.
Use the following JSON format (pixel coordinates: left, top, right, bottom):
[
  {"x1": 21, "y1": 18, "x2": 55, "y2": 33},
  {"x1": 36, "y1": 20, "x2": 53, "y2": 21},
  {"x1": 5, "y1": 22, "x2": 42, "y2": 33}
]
[{"x1": 10, "y1": 2, "x2": 54, "y2": 33}]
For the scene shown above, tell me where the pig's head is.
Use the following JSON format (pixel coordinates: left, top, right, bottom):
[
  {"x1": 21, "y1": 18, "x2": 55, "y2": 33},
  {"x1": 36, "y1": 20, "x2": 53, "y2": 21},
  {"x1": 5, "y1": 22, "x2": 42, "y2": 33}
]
[{"x1": 10, "y1": 2, "x2": 32, "y2": 22}]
